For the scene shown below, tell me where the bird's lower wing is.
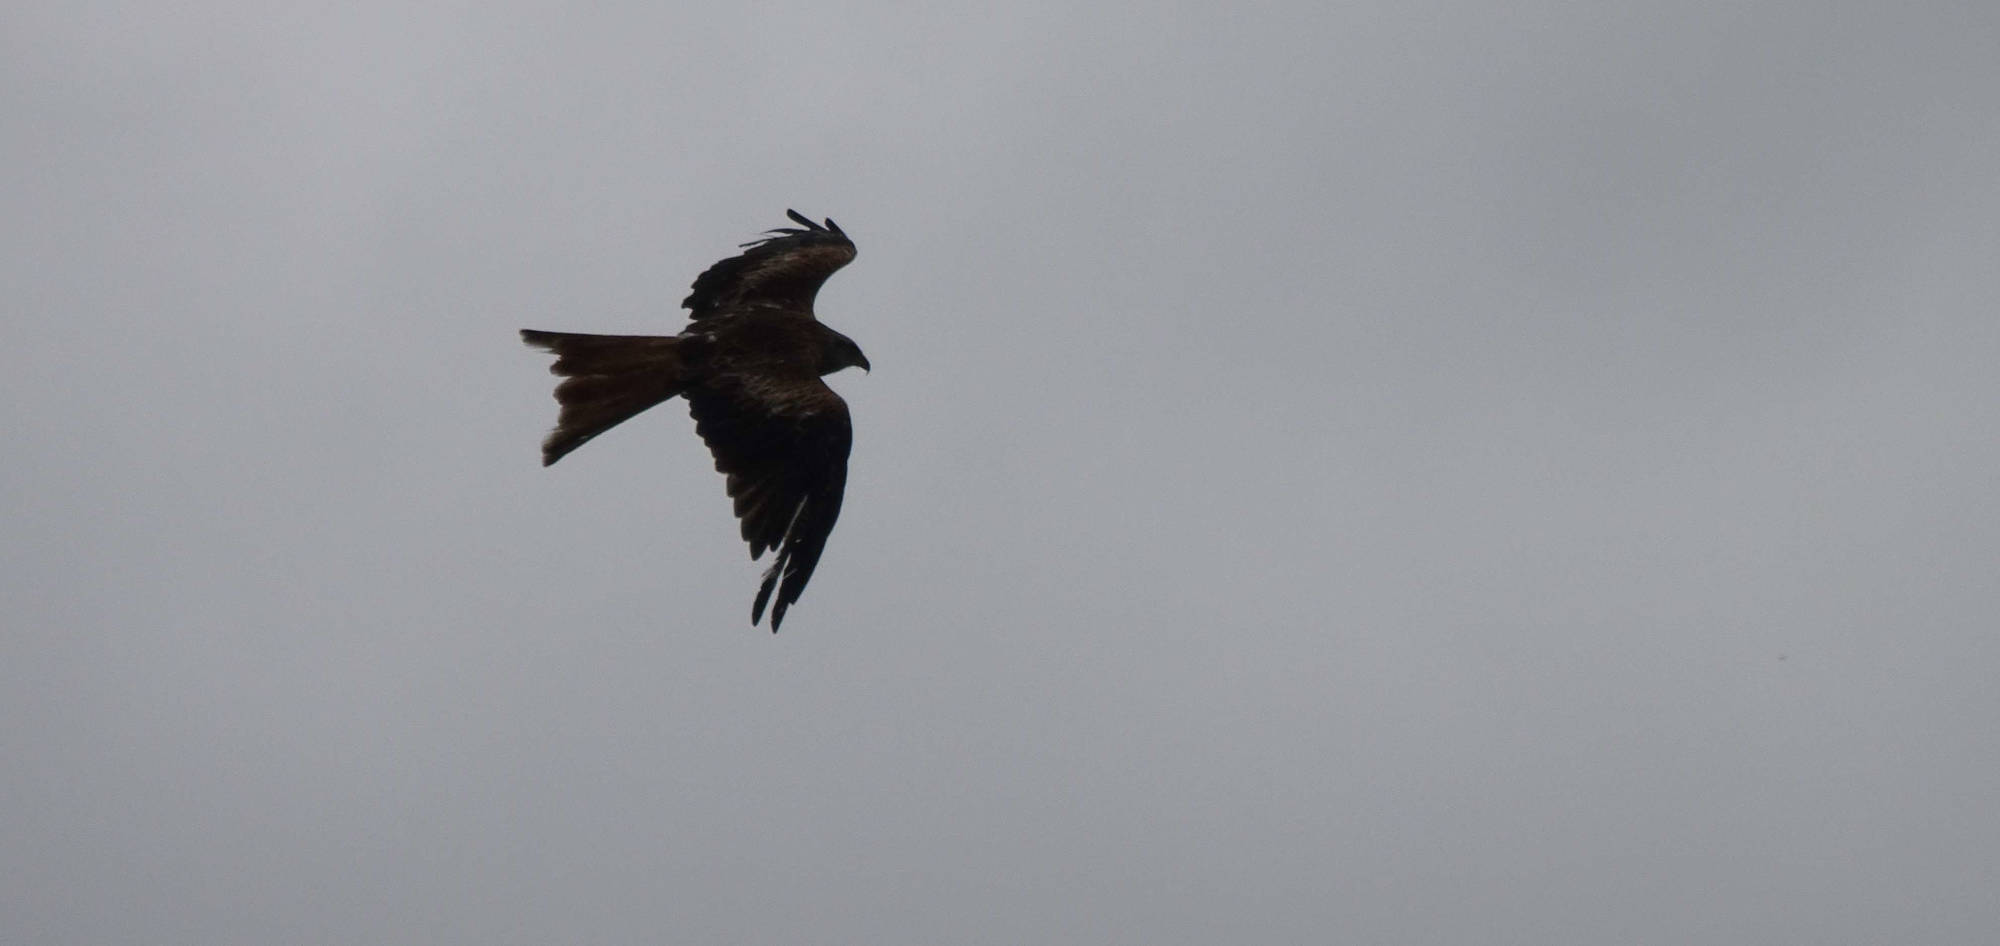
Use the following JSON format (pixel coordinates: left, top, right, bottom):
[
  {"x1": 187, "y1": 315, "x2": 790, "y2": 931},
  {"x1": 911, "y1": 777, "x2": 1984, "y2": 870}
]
[{"x1": 684, "y1": 375, "x2": 852, "y2": 630}]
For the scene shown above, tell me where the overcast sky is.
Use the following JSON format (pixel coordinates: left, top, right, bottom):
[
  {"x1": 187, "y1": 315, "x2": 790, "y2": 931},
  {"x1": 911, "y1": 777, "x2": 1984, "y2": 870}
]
[{"x1": 5, "y1": 2, "x2": 1998, "y2": 943}]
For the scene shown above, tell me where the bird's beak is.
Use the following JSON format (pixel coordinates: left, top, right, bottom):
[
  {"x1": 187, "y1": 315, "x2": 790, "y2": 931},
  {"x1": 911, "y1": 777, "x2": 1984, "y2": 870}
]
[{"x1": 858, "y1": 354, "x2": 872, "y2": 373}]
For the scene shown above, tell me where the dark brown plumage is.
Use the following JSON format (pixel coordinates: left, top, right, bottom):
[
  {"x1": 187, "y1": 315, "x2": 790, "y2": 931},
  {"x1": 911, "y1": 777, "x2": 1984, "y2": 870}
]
[{"x1": 521, "y1": 210, "x2": 868, "y2": 631}]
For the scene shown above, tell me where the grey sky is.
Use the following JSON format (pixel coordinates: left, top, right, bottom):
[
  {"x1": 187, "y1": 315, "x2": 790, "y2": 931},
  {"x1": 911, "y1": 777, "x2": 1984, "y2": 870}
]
[{"x1": 5, "y1": 2, "x2": 1998, "y2": 943}]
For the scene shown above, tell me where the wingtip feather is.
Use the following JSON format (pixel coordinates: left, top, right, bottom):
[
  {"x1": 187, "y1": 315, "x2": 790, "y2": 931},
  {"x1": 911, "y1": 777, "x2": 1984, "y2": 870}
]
[{"x1": 753, "y1": 564, "x2": 779, "y2": 627}]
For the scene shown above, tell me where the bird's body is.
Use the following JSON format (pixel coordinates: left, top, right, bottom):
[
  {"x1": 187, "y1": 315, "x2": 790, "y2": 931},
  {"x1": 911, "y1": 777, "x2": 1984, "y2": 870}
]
[{"x1": 521, "y1": 211, "x2": 868, "y2": 631}]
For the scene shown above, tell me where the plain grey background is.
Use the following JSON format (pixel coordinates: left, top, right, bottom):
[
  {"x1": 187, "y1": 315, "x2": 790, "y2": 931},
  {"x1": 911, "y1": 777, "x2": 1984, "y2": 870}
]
[{"x1": 5, "y1": 2, "x2": 1997, "y2": 943}]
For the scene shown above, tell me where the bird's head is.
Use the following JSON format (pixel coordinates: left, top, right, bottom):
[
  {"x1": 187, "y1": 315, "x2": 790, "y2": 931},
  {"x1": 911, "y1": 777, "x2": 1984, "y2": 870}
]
[{"x1": 817, "y1": 327, "x2": 871, "y2": 376}]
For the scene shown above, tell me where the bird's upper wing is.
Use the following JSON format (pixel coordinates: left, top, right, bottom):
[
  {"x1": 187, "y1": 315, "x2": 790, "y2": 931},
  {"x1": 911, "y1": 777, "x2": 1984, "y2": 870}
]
[
  {"x1": 682, "y1": 210, "x2": 856, "y2": 322},
  {"x1": 685, "y1": 371, "x2": 853, "y2": 630}
]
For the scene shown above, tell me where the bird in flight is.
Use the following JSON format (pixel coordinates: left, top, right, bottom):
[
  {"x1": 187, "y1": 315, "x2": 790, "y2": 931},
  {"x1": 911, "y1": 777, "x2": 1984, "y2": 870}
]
[{"x1": 522, "y1": 210, "x2": 869, "y2": 631}]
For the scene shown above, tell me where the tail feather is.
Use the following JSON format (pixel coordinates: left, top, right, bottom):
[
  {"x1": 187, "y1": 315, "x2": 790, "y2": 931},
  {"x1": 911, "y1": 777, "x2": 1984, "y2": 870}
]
[{"x1": 521, "y1": 330, "x2": 688, "y2": 465}]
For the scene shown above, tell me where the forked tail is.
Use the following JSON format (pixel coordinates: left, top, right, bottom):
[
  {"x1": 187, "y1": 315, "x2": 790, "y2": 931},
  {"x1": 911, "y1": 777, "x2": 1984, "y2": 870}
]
[{"x1": 520, "y1": 330, "x2": 688, "y2": 466}]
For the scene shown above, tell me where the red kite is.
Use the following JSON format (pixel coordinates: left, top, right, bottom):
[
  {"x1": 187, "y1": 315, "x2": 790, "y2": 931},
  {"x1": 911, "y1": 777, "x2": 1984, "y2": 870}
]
[{"x1": 522, "y1": 211, "x2": 868, "y2": 631}]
